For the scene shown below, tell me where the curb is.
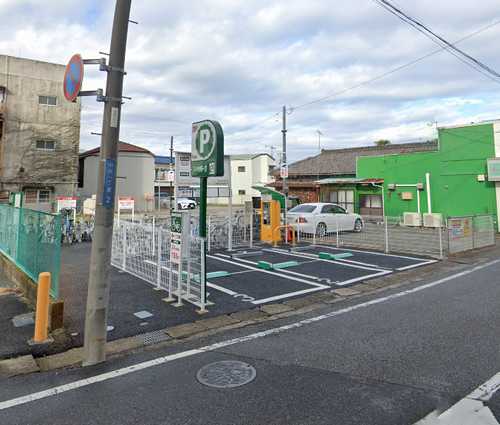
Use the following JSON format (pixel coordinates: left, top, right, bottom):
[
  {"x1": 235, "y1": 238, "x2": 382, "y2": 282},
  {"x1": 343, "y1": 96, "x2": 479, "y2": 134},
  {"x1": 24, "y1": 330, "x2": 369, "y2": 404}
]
[{"x1": 0, "y1": 256, "x2": 483, "y2": 378}]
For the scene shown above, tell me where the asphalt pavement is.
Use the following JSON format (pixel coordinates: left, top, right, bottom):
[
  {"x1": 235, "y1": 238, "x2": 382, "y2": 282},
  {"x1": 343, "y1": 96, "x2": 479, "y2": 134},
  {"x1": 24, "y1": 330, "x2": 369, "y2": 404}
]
[{"x1": 1, "y1": 255, "x2": 499, "y2": 424}]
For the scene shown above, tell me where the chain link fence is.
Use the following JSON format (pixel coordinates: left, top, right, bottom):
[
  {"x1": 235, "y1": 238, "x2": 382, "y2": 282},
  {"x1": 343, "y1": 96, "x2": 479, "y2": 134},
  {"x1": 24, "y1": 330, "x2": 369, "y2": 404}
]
[{"x1": 0, "y1": 204, "x2": 61, "y2": 297}]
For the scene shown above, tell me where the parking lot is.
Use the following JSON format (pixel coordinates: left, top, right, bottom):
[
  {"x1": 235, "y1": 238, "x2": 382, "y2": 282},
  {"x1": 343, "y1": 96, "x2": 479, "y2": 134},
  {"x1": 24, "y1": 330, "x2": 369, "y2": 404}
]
[{"x1": 204, "y1": 245, "x2": 436, "y2": 306}]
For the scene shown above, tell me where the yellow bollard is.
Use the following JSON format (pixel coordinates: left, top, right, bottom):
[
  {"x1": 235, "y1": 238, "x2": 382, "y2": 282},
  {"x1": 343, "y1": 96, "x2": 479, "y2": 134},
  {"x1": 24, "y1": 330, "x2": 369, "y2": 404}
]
[{"x1": 33, "y1": 272, "x2": 51, "y2": 343}]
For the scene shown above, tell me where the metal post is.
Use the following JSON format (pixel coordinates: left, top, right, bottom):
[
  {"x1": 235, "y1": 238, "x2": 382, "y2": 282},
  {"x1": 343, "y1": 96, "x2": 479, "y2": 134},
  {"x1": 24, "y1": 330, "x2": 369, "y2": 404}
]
[
  {"x1": 155, "y1": 229, "x2": 162, "y2": 290},
  {"x1": 151, "y1": 215, "x2": 155, "y2": 256},
  {"x1": 121, "y1": 224, "x2": 127, "y2": 270},
  {"x1": 249, "y1": 214, "x2": 253, "y2": 248},
  {"x1": 228, "y1": 189, "x2": 233, "y2": 251},
  {"x1": 198, "y1": 238, "x2": 207, "y2": 313},
  {"x1": 207, "y1": 215, "x2": 211, "y2": 252},
  {"x1": 439, "y1": 224, "x2": 444, "y2": 259},
  {"x1": 174, "y1": 259, "x2": 183, "y2": 306},
  {"x1": 313, "y1": 215, "x2": 317, "y2": 245},
  {"x1": 83, "y1": 0, "x2": 132, "y2": 366},
  {"x1": 199, "y1": 177, "x2": 207, "y2": 238},
  {"x1": 169, "y1": 136, "x2": 174, "y2": 214},
  {"x1": 384, "y1": 215, "x2": 389, "y2": 253},
  {"x1": 336, "y1": 215, "x2": 339, "y2": 248}
]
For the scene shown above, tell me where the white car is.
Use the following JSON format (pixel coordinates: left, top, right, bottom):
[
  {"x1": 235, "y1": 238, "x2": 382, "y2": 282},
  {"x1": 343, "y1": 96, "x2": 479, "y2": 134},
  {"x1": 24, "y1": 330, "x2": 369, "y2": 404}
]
[
  {"x1": 287, "y1": 203, "x2": 363, "y2": 236},
  {"x1": 176, "y1": 198, "x2": 197, "y2": 210}
]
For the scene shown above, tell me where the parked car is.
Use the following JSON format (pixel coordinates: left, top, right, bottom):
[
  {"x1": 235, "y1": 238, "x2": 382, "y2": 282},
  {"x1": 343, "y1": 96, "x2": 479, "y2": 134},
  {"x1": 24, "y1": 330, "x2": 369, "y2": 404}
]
[
  {"x1": 287, "y1": 203, "x2": 363, "y2": 236},
  {"x1": 177, "y1": 198, "x2": 197, "y2": 210}
]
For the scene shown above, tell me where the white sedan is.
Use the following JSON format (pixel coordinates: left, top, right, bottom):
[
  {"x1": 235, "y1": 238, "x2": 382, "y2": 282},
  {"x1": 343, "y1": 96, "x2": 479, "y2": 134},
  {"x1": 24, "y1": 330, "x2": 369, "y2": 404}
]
[
  {"x1": 176, "y1": 198, "x2": 197, "y2": 210},
  {"x1": 287, "y1": 203, "x2": 363, "y2": 236}
]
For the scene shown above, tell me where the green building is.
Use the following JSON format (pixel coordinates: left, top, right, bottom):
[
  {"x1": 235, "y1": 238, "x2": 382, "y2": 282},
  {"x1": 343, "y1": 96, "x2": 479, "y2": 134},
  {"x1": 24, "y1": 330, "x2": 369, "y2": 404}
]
[{"x1": 319, "y1": 120, "x2": 500, "y2": 229}]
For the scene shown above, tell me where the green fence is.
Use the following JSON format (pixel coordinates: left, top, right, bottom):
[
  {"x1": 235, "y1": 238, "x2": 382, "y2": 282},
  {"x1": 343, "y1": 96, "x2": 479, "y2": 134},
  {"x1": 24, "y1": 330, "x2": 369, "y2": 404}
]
[{"x1": 0, "y1": 204, "x2": 61, "y2": 298}]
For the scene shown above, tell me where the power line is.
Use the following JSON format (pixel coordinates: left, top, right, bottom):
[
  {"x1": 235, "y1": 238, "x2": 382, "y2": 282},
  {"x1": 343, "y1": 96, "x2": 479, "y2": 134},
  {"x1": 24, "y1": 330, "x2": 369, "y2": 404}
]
[
  {"x1": 290, "y1": 18, "x2": 500, "y2": 112},
  {"x1": 372, "y1": 0, "x2": 500, "y2": 83}
]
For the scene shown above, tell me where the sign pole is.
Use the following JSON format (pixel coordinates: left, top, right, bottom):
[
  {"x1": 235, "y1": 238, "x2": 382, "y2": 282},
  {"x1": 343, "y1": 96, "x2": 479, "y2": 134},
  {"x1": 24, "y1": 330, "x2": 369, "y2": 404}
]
[
  {"x1": 83, "y1": 0, "x2": 132, "y2": 367},
  {"x1": 199, "y1": 177, "x2": 208, "y2": 238}
]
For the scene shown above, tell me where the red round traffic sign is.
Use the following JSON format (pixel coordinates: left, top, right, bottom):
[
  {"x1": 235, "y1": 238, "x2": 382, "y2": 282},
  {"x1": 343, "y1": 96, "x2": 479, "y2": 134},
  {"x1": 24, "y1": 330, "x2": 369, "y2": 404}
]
[{"x1": 63, "y1": 54, "x2": 84, "y2": 102}]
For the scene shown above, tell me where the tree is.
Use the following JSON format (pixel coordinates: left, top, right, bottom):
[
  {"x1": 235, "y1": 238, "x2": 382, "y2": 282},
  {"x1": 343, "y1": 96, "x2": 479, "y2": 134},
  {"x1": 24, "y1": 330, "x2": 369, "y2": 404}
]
[{"x1": 374, "y1": 139, "x2": 391, "y2": 146}]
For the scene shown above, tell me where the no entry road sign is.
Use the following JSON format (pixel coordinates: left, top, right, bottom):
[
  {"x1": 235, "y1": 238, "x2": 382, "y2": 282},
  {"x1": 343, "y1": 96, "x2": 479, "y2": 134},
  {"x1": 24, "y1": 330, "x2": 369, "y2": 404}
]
[
  {"x1": 63, "y1": 54, "x2": 84, "y2": 102},
  {"x1": 191, "y1": 120, "x2": 224, "y2": 178}
]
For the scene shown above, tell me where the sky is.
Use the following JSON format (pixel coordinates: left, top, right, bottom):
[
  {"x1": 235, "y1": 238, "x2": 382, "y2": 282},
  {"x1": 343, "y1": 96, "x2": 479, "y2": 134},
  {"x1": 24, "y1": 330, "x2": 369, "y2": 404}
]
[{"x1": 1, "y1": 0, "x2": 500, "y2": 162}]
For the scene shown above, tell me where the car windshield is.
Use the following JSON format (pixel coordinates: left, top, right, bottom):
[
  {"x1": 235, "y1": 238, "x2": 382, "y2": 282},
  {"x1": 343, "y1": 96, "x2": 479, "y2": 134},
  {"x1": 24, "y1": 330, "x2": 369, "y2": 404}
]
[{"x1": 289, "y1": 205, "x2": 316, "y2": 213}]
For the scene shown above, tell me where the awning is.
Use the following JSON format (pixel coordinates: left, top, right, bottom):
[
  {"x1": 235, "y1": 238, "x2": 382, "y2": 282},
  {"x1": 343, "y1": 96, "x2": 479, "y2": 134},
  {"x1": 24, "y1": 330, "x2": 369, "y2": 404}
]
[
  {"x1": 252, "y1": 185, "x2": 286, "y2": 209},
  {"x1": 317, "y1": 178, "x2": 384, "y2": 185}
]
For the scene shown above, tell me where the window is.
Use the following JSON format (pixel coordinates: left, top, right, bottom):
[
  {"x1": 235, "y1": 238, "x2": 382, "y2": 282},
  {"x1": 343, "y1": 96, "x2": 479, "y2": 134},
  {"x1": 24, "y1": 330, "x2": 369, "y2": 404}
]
[
  {"x1": 321, "y1": 205, "x2": 335, "y2": 214},
  {"x1": 329, "y1": 190, "x2": 354, "y2": 213},
  {"x1": 36, "y1": 140, "x2": 56, "y2": 151},
  {"x1": 289, "y1": 205, "x2": 316, "y2": 213},
  {"x1": 360, "y1": 195, "x2": 382, "y2": 209},
  {"x1": 24, "y1": 189, "x2": 51, "y2": 204},
  {"x1": 38, "y1": 95, "x2": 57, "y2": 106},
  {"x1": 0, "y1": 86, "x2": 5, "y2": 103},
  {"x1": 238, "y1": 166, "x2": 246, "y2": 173},
  {"x1": 238, "y1": 189, "x2": 246, "y2": 195},
  {"x1": 38, "y1": 190, "x2": 51, "y2": 203},
  {"x1": 180, "y1": 172, "x2": 190, "y2": 177}
]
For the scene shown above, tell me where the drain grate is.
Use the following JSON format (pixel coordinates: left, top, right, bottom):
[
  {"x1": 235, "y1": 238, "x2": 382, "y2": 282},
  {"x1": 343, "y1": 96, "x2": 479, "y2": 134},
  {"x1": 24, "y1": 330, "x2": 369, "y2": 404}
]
[
  {"x1": 196, "y1": 360, "x2": 256, "y2": 388},
  {"x1": 140, "y1": 330, "x2": 171, "y2": 346}
]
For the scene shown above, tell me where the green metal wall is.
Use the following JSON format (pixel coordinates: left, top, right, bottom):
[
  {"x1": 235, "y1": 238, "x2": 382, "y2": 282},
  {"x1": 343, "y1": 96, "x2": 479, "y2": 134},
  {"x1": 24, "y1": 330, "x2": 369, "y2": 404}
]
[{"x1": 357, "y1": 123, "x2": 497, "y2": 219}]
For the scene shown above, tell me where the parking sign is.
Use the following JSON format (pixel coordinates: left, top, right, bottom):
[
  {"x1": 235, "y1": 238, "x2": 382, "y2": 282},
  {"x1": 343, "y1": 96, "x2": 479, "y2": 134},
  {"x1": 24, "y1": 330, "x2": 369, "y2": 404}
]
[{"x1": 191, "y1": 120, "x2": 224, "y2": 177}]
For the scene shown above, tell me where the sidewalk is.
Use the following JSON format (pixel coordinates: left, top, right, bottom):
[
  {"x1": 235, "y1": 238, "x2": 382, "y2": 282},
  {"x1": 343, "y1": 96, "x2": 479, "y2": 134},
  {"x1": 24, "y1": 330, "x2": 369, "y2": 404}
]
[{"x1": 0, "y1": 271, "x2": 33, "y2": 360}]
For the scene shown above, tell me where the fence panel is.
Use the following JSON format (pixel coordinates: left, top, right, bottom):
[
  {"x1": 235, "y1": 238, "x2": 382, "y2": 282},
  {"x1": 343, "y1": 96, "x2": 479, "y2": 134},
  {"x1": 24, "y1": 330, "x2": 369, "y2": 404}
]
[
  {"x1": 472, "y1": 215, "x2": 495, "y2": 249},
  {"x1": 111, "y1": 221, "x2": 206, "y2": 309},
  {"x1": 0, "y1": 204, "x2": 61, "y2": 297}
]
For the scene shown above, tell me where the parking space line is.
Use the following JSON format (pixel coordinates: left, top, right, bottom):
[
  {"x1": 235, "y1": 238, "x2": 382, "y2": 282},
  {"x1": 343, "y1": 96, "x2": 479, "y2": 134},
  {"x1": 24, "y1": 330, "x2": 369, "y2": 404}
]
[
  {"x1": 336, "y1": 270, "x2": 392, "y2": 286},
  {"x1": 314, "y1": 244, "x2": 433, "y2": 262},
  {"x1": 251, "y1": 287, "x2": 326, "y2": 305},
  {"x1": 264, "y1": 249, "x2": 385, "y2": 272},
  {"x1": 208, "y1": 255, "x2": 327, "y2": 289},
  {"x1": 396, "y1": 260, "x2": 437, "y2": 271},
  {"x1": 206, "y1": 282, "x2": 239, "y2": 296}
]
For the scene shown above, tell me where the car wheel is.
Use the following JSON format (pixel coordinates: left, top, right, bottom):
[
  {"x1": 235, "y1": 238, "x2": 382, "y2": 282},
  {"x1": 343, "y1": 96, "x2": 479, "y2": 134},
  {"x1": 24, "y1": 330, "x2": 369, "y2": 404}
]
[
  {"x1": 189, "y1": 204, "x2": 195, "y2": 209},
  {"x1": 316, "y1": 222, "x2": 327, "y2": 237},
  {"x1": 354, "y1": 218, "x2": 363, "y2": 232},
  {"x1": 177, "y1": 203, "x2": 182, "y2": 210}
]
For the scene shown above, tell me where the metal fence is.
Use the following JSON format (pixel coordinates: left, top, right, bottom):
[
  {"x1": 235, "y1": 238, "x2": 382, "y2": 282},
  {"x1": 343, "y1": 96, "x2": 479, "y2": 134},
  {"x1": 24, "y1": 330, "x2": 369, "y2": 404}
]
[
  {"x1": 111, "y1": 220, "x2": 207, "y2": 310},
  {"x1": 448, "y1": 215, "x2": 496, "y2": 254},
  {"x1": 294, "y1": 215, "x2": 447, "y2": 259},
  {"x1": 0, "y1": 204, "x2": 61, "y2": 297}
]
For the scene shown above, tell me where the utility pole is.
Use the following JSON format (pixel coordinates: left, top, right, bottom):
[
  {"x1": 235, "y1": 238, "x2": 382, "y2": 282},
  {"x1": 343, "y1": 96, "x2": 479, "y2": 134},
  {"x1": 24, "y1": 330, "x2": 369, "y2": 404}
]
[
  {"x1": 316, "y1": 130, "x2": 323, "y2": 201},
  {"x1": 170, "y1": 135, "x2": 174, "y2": 214},
  {"x1": 83, "y1": 0, "x2": 132, "y2": 366},
  {"x1": 282, "y1": 106, "x2": 288, "y2": 239}
]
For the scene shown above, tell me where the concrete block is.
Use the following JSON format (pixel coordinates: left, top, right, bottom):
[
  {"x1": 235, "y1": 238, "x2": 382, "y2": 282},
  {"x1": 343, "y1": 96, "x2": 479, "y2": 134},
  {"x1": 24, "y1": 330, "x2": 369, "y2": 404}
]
[
  {"x1": 349, "y1": 283, "x2": 374, "y2": 293},
  {"x1": 106, "y1": 336, "x2": 144, "y2": 355},
  {"x1": 195, "y1": 315, "x2": 239, "y2": 330},
  {"x1": 332, "y1": 288, "x2": 361, "y2": 297},
  {"x1": 166, "y1": 322, "x2": 206, "y2": 339},
  {"x1": 36, "y1": 347, "x2": 83, "y2": 372},
  {"x1": 0, "y1": 355, "x2": 39, "y2": 378},
  {"x1": 260, "y1": 303, "x2": 293, "y2": 315},
  {"x1": 229, "y1": 309, "x2": 269, "y2": 322}
]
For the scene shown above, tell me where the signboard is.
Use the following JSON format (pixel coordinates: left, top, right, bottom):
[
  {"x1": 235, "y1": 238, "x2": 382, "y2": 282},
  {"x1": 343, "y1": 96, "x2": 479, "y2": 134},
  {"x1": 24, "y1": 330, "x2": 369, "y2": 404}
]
[
  {"x1": 63, "y1": 54, "x2": 84, "y2": 102},
  {"x1": 56, "y1": 196, "x2": 77, "y2": 211},
  {"x1": 170, "y1": 213, "x2": 183, "y2": 265},
  {"x1": 118, "y1": 197, "x2": 134, "y2": 210},
  {"x1": 487, "y1": 159, "x2": 500, "y2": 182},
  {"x1": 280, "y1": 165, "x2": 288, "y2": 179},
  {"x1": 191, "y1": 120, "x2": 224, "y2": 177},
  {"x1": 448, "y1": 217, "x2": 472, "y2": 239},
  {"x1": 167, "y1": 170, "x2": 175, "y2": 182}
]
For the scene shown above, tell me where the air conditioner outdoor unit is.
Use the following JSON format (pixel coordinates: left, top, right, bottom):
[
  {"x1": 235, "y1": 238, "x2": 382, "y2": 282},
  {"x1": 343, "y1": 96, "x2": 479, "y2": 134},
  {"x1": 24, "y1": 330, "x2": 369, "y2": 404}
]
[
  {"x1": 423, "y1": 213, "x2": 443, "y2": 228},
  {"x1": 403, "y1": 212, "x2": 422, "y2": 227}
]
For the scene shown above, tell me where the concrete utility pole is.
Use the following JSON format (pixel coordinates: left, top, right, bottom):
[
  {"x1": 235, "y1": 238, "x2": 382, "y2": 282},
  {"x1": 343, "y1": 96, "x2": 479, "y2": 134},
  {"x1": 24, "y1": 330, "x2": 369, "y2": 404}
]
[
  {"x1": 83, "y1": 0, "x2": 132, "y2": 366},
  {"x1": 282, "y1": 105, "x2": 288, "y2": 197},
  {"x1": 170, "y1": 135, "x2": 174, "y2": 213}
]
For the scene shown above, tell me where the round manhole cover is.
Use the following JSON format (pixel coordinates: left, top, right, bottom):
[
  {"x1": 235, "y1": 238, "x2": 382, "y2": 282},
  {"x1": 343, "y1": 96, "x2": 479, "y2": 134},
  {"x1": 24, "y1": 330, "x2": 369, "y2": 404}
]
[{"x1": 196, "y1": 360, "x2": 256, "y2": 388}]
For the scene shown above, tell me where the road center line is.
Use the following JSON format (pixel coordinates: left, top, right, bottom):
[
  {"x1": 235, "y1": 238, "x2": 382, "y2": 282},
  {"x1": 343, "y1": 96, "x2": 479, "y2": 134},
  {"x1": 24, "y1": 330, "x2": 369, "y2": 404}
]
[{"x1": 1, "y1": 258, "x2": 499, "y2": 412}]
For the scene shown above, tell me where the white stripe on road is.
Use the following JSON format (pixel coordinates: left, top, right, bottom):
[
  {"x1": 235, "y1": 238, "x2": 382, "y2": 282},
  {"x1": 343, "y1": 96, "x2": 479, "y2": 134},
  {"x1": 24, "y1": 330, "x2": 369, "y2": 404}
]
[
  {"x1": 1, "y1": 258, "x2": 499, "y2": 412},
  {"x1": 396, "y1": 260, "x2": 438, "y2": 271}
]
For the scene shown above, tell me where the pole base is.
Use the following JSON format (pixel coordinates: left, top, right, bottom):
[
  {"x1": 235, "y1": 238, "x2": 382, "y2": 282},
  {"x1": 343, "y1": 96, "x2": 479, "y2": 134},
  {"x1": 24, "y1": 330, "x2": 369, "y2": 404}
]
[
  {"x1": 28, "y1": 336, "x2": 54, "y2": 346},
  {"x1": 162, "y1": 296, "x2": 176, "y2": 303}
]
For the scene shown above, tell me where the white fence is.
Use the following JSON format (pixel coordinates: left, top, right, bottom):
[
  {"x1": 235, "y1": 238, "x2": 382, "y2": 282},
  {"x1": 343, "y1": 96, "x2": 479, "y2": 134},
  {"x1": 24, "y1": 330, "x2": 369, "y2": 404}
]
[
  {"x1": 111, "y1": 221, "x2": 208, "y2": 311},
  {"x1": 448, "y1": 215, "x2": 496, "y2": 254}
]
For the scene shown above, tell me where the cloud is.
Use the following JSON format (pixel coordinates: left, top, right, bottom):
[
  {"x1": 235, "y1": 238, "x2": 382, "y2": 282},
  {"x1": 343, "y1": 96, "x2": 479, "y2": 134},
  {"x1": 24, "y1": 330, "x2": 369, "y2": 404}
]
[{"x1": 1, "y1": 0, "x2": 500, "y2": 161}]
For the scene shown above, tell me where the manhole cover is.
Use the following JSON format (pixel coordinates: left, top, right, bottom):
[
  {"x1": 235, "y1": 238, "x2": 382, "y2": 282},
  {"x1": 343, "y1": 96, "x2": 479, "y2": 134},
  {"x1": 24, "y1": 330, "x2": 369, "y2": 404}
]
[{"x1": 196, "y1": 361, "x2": 256, "y2": 388}]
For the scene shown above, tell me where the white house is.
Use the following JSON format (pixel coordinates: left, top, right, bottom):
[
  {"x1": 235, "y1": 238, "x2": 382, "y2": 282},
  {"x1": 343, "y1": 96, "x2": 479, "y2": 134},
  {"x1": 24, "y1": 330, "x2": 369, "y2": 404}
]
[
  {"x1": 230, "y1": 153, "x2": 275, "y2": 204},
  {"x1": 78, "y1": 142, "x2": 155, "y2": 212}
]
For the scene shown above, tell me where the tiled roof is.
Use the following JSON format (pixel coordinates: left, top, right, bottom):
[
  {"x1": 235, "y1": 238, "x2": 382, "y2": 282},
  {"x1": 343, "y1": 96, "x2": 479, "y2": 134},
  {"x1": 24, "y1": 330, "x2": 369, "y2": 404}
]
[
  {"x1": 80, "y1": 142, "x2": 154, "y2": 158},
  {"x1": 274, "y1": 141, "x2": 438, "y2": 177}
]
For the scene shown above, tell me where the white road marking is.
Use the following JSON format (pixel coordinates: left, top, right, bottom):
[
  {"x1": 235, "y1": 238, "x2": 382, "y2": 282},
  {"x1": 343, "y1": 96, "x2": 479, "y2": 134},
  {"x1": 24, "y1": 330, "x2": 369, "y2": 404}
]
[
  {"x1": 208, "y1": 254, "x2": 327, "y2": 289},
  {"x1": 1, "y1": 258, "x2": 499, "y2": 412},
  {"x1": 415, "y1": 372, "x2": 500, "y2": 424},
  {"x1": 396, "y1": 260, "x2": 438, "y2": 271},
  {"x1": 314, "y1": 244, "x2": 433, "y2": 262},
  {"x1": 250, "y1": 286, "x2": 326, "y2": 304},
  {"x1": 206, "y1": 282, "x2": 239, "y2": 296}
]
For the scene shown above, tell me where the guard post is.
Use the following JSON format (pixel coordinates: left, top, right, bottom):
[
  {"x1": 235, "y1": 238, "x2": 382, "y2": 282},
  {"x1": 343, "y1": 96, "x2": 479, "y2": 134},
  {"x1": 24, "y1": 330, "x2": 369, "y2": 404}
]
[{"x1": 191, "y1": 120, "x2": 224, "y2": 311}]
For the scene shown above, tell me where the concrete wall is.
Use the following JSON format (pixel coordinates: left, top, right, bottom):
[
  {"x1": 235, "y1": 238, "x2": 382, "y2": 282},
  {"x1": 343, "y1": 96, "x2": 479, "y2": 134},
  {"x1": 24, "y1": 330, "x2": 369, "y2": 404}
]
[
  {"x1": 0, "y1": 55, "x2": 81, "y2": 201},
  {"x1": 230, "y1": 155, "x2": 275, "y2": 204},
  {"x1": 80, "y1": 152, "x2": 155, "y2": 212}
]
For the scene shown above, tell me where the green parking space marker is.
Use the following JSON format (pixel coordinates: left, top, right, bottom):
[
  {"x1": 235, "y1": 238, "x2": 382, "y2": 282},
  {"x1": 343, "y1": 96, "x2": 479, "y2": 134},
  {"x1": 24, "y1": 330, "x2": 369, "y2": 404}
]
[
  {"x1": 206, "y1": 271, "x2": 230, "y2": 279},
  {"x1": 332, "y1": 253, "x2": 354, "y2": 260},
  {"x1": 257, "y1": 261, "x2": 273, "y2": 270},
  {"x1": 318, "y1": 252, "x2": 333, "y2": 260},
  {"x1": 272, "y1": 261, "x2": 299, "y2": 269}
]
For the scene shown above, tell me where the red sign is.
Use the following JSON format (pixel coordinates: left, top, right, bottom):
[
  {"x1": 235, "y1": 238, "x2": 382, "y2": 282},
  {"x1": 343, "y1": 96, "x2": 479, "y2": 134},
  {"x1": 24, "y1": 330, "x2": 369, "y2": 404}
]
[{"x1": 63, "y1": 54, "x2": 84, "y2": 102}]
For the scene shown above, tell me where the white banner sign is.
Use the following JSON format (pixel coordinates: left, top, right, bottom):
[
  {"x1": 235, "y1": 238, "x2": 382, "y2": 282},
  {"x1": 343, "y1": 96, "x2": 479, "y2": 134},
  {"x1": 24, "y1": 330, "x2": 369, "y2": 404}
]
[
  {"x1": 56, "y1": 196, "x2": 77, "y2": 211},
  {"x1": 118, "y1": 197, "x2": 135, "y2": 210},
  {"x1": 280, "y1": 165, "x2": 288, "y2": 178}
]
